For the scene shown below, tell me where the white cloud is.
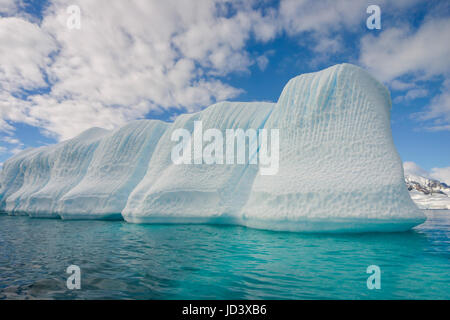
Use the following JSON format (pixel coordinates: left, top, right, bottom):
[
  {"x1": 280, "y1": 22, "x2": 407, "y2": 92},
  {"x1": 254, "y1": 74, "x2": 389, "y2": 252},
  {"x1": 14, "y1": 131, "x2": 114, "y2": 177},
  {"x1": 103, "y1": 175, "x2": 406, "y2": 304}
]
[
  {"x1": 414, "y1": 79, "x2": 450, "y2": 131},
  {"x1": 360, "y1": 16, "x2": 450, "y2": 130},
  {"x1": 2, "y1": 135, "x2": 20, "y2": 144},
  {"x1": 0, "y1": 17, "x2": 56, "y2": 92},
  {"x1": 403, "y1": 161, "x2": 430, "y2": 178},
  {"x1": 256, "y1": 55, "x2": 269, "y2": 71},
  {"x1": 0, "y1": 0, "x2": 448, "y2": 143},
  {"x1": 404, "y1": 89, "x2": 428, "y2": 100},
  {"x1": 0, "y1": 0, "x2": 18, "y2": 15},
  {"x1": 9, "y1": 145, "x2": 24, "y2": 155},
  {"x1": 359, "y1": 18, "x2": 450, "y2": 83},
  {"x1": 0, "y1": 17, "x2": 56, "y2": 134},
  {"x1": 0, "y1": 132, "x2": 24, "y2": 158},
  {"x1": 279, "y1": 0, "x2": 367, "y2": 37},
  {"x1": 430, "y1": 167, "x2": 450, "y2": 185},
  {"x1": 0, "y1": 0, "x2": 278, "y2": 141},
  {"x1": 394, "y1": 88, "x2": 428, "y2": 103},
  {"x1": 403, "y1": 161, "x2": 450, "y2": 185},
  {"x1": 390, "y1": 80, "x2": 416, "y2": 91},
  {"x1": 0, "y1": 91, "x2": 38, "y2": 133},
  {"x1": 278, "y1": 0, "x2": 422, "y2": 60},
  {"x1": 313, "y1": 37, "x2": 342, "y2": 54}
]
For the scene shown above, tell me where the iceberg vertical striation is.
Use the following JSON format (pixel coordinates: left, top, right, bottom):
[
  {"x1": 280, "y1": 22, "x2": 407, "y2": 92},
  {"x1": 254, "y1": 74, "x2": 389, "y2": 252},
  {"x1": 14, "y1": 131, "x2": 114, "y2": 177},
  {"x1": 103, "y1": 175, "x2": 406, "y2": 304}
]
[
  {"x1": 241, "y1": 64, "x2": 425, "y2": 231},
  {"x1": 122, "y1": 102, "x2": 274, "y2": 223},
  {"x1": 1, "y1": 128, "x2": 109, "y2": 217},
  {"x1": 0, "y1": 64, "x2": 426, "y2": 232},
  {"x1": 58, "y1": 120, "x2": 167, "y2": 219},
  {"x1": 0, "y1": 147, "x2": 47, "y2": 214}
]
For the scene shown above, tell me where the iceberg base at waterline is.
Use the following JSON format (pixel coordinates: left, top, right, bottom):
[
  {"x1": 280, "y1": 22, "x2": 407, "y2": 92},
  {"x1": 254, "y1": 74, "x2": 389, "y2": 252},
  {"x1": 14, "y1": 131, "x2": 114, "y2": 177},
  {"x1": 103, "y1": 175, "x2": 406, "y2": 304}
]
[
  {"x1": 0, "y1": 64, "x2": 426, "y2": 232},
  {"x1": 124, "y1": 215, "x2": 425, "y2": 233}
]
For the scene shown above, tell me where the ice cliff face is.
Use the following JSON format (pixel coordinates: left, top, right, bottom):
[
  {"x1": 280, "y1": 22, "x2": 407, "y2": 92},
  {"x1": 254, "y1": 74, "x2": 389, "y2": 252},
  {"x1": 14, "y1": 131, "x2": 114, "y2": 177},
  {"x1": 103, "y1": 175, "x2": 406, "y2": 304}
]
[
  {"x1": 122, "y1": 101, "x2": 274, "y2": 223},
  {"x1": 0, "y1": 64, "x2": 426, "y2": 232},
  {"x1": 1, "y1": 128, "x2": 109, "y2": 218},
  {"x1": 241, "y1": 64, "x2": 425, "y2": 231}
]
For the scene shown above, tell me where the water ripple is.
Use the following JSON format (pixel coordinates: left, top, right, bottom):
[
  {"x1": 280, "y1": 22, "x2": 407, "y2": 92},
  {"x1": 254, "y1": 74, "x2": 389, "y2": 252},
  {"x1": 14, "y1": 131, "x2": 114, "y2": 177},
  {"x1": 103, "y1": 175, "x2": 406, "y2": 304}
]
[{"x1": 0, "y1": 210, "x2": 449, "y2": 299}]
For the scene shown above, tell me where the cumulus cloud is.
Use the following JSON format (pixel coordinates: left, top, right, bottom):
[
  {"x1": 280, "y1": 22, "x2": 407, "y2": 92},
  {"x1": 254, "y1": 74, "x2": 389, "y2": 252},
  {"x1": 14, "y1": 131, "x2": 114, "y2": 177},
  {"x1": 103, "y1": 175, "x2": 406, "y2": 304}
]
[
  {"x1": 1, "y1": 135, "x2": 20, "y2": 144},
  {"x1": 0, "y1": 0, "x2": 448, "y2": 144},
  {"x1": 430, "y1": 167, "x2": 450, "y2": 185},
  {"x1": 359, "y1": 16, "x2": 450, "y2": 130},
  {"x1": 0, "y1": 17, "x2": 56, "y2": 92},
  {"x1": 0, "y1": 0, "x2": 278, "y2": 140},
  {"x1": 394, "y1": 88, "x2": 428, "y2": 103},
  {"x1": 359, "y1": 18, "x2": 450, "y2": 83},
  {"x1": 279, "y1": 0, "x2": 420, "y2": 52},
  {"x1": 0, "y1": 0, "x2": 18, "y2": 15},
  {"x1": 404, "y1": 161, "x2": 450, "y2": 185},
  {"x1": 414, "y1": 79, "x2": 450, "y2": 131},
  {"x1": 279, "y1": 0, "x2": 368, "y2": 38},
  {"x1": 256, "y1": 55, "x2": 269, "y2": 71},
  {"x1": 403, "y1": 161, "x2": 430, "y2": 178},
  {"x1": 390, "y1": 80, "x2": 416, "y2": 91}
]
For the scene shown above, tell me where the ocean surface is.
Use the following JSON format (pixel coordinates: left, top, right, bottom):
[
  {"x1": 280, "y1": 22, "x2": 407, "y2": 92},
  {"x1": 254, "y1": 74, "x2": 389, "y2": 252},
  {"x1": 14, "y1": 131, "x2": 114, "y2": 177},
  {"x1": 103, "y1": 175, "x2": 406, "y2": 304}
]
[{"x1": 0, "y1": 210, "x2": 448, "y2": 300}]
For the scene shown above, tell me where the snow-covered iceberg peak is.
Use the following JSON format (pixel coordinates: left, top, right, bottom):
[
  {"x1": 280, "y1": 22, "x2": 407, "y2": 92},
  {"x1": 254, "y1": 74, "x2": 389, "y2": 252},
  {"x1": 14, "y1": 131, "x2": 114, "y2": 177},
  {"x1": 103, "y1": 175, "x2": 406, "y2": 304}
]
[{"x1": 0, "y1": 63, "x2": 426, "y2": 232}]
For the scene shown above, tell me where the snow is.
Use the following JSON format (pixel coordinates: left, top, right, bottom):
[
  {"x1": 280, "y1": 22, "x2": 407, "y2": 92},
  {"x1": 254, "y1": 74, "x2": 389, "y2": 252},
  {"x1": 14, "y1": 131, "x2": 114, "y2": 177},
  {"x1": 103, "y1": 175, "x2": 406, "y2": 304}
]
[
  {"x1": 408, "y1": 190, "x2": 450, "y2": 210},
  {"x1": 0, "y1": 63, "x2": 426, "y2": 232},
  {"x1": 405, "y1": 174, "x2": 450, "y2": 210}
]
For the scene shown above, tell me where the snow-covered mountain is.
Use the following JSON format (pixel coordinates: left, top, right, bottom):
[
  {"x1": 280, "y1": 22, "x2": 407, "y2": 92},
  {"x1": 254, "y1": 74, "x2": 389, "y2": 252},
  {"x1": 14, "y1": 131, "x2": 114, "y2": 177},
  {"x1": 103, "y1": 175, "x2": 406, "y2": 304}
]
[{"x1": 405, "y1": 174, "x2": 450, "y2": 209}]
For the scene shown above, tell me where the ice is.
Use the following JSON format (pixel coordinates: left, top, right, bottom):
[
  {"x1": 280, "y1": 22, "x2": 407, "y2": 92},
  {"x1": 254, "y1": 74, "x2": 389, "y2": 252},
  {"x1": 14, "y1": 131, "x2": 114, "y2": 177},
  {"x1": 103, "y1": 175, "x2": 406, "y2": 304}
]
[
  {"x1": 0, "y1": 63, "x2": 426, "y2": 232},
  {"x1": 408, "y1": 189, "x2": 450, "y2": 210},
  {"x1": 0, "y1": 121, "x2": 167, "y2": 219},
  {"x1": 241, "y1": 64, "x2": 425, "y2": 232},
  {"x1": 0, "y1": 147, "x2": 46, "y2": 214},
  {"x1": 1, "y1": 128, "x2": 109, "y2": 217},
  {"x1": 58, "y1": 120, "x2": 167, "y2": 219},
  {"x1": 122, "y1": 101, "x2": 274, "y2": 223}
]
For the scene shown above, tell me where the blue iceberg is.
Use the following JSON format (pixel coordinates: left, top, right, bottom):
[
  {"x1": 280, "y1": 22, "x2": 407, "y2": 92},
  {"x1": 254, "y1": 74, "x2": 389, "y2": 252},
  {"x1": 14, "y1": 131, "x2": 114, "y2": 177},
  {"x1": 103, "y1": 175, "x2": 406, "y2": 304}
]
[{"x1": 0, "y1": 64, "x2": 425, "y2": 232}]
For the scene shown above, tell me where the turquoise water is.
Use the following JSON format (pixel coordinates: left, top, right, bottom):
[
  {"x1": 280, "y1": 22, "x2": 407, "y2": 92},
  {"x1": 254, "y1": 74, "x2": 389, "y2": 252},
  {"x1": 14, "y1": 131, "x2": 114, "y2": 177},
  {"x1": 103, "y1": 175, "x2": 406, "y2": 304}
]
[{"x1": 0, "y1": 210, "x2": 448, "y2": 299}]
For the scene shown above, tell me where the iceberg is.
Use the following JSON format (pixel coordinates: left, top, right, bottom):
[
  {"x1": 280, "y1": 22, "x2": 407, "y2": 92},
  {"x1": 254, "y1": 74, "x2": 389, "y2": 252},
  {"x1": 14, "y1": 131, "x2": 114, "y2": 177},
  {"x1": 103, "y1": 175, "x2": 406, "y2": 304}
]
[
  {"x1": 122, "y1": 101, "x2": 274, "y2": 224},
  {"x1": 1, "y1": 128, "x2": 109, "y2": 217},
  {"x1": 58, "y1": 120, "x2": 167, "y2": 219},
  {"x1": 0, "y1": 64, "x2": 426, "y2": 232},
  {"x1": 241, "y1": 64, "x2": 425, "y2": 232}
]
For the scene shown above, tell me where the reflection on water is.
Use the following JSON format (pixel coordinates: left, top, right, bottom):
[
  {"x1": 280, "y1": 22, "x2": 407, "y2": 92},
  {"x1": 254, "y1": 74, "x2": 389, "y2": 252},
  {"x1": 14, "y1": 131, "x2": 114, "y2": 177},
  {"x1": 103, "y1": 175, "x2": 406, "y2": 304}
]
[{"x1": 0, "y1": 210, "x2": 448, "y2": 299}]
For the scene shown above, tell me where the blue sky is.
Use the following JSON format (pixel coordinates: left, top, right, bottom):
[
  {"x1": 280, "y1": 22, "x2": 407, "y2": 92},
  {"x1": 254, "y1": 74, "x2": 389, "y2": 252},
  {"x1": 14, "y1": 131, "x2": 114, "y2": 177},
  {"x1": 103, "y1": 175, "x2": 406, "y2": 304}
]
[{"x1": 0, "y1": 0, "x2": 449, "y2": 181}]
